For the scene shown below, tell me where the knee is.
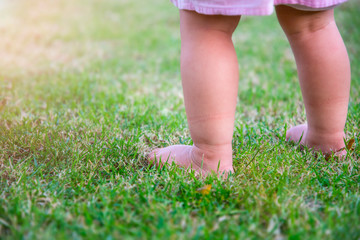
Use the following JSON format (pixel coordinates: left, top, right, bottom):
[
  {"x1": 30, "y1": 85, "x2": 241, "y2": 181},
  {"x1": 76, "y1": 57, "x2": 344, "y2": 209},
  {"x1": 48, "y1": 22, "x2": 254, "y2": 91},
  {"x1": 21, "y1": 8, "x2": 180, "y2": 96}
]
[
  {"x1": 180, "y1": 10, "x2": 240, "y2": 37},
  {"x1": 275, "y1": 5, "x2": 335, "y2": 38}
]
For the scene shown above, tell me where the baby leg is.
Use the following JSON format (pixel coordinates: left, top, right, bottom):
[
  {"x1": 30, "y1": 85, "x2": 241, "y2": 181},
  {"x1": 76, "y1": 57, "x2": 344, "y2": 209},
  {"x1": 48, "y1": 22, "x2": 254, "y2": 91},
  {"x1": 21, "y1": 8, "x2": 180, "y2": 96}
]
[
  {"x1": 148, "y1": 10, "x2": 240, "y2": 175},
  {"x1": 276, "y1": 6, "x2": 351, "y2": 154}
]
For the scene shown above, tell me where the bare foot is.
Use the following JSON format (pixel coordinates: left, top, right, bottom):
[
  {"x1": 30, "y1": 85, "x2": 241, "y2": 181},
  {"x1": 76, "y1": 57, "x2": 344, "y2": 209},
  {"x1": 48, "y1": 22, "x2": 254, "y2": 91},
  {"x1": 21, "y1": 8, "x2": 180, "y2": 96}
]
[
  {"x1": 148, "y1": 145, "x2": 233, "y2": 176},
  {"x1": 286, "y1": 124, "x2": 346, "y2": 157},
  {"x1": 286, "y1": 124, "x2": 307, "y2": 145}
]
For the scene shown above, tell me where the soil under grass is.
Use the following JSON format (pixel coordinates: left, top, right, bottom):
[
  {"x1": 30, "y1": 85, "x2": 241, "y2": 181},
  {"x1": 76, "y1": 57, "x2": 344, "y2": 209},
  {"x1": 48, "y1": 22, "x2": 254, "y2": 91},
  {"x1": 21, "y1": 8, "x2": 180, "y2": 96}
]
[{"x1": 0, "y1": 0, "x2": 359, "y2": 239}]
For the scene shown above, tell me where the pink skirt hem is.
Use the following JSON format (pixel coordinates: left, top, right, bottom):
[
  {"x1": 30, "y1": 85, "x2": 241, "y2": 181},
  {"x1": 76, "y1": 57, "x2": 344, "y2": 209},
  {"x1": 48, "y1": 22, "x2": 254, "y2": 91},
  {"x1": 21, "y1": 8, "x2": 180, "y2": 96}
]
[{"x1": 170, "y1": 0, "x2": 348, "y2": 16}]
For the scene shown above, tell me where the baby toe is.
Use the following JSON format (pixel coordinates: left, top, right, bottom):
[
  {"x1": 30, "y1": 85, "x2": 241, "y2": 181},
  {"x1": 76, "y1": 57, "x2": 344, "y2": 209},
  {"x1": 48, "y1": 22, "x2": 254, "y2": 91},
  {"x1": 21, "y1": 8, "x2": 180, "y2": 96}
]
[{"x1": 147, "y1": 149, "x2": 160, "y2": 164}]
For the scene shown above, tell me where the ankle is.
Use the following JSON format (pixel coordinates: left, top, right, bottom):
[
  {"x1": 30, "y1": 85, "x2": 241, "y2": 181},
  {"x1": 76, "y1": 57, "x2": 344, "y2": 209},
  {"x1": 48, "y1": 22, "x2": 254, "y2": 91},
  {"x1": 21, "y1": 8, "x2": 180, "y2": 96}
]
[
  {"x1": 305, "y1": 130, "x2": 345, "y2": 153},
  {"x1": 191, "y1": 143, "x2": 233, "y2": 170}
]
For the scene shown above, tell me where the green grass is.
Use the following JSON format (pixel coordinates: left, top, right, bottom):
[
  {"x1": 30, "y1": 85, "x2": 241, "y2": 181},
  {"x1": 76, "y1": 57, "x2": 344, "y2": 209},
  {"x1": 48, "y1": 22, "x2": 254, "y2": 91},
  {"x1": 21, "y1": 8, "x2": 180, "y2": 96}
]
[{"x1": 0, "y1": 0, "x2": 359, "y2": 239}]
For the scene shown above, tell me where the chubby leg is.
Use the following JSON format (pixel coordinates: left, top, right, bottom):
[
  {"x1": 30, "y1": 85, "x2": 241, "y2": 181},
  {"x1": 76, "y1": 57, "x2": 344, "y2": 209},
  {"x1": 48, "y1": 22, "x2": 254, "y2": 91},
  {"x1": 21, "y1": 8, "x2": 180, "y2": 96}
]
[
  {"x1": 276, "y1": 6, "x2": 351, "y2": 154},
  {"x1": 148, "y1": 10, "x2": 240, "y2": 175}
]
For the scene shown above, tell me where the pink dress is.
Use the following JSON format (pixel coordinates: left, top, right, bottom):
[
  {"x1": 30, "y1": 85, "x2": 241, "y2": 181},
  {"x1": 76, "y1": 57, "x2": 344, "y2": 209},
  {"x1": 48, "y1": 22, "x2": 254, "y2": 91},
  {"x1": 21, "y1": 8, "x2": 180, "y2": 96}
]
[{"x1": 170, "y1": 0, "x2": 348, "y2": 15}]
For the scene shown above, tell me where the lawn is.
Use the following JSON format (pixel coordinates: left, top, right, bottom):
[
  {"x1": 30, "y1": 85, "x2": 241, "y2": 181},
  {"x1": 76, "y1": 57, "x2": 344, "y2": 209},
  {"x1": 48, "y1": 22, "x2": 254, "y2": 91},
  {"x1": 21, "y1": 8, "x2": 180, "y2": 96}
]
[{"x1": 0, "y1": 0, "x2": 359, "y2": 239}]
